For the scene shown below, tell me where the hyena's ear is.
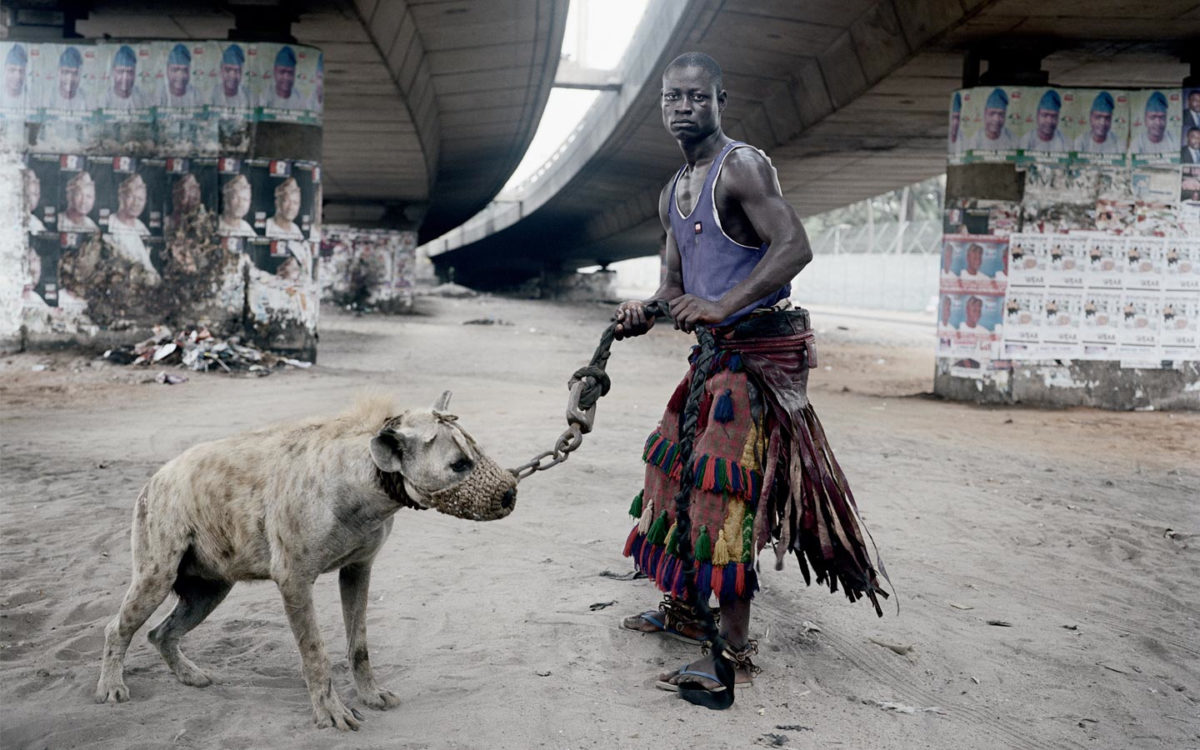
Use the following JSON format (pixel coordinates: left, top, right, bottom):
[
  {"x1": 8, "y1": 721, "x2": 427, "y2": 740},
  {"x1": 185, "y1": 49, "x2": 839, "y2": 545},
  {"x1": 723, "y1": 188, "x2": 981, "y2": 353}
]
[
  {"x1": 434, "y1": 390, "x2": 452, "y2": 412},
  {"x1": 369, "y1": 428, "x2": 406, "y2": 474}
]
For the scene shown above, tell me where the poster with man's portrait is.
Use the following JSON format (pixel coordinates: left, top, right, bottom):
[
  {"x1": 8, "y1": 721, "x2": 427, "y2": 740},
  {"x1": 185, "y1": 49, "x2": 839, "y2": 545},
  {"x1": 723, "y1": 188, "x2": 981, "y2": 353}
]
[
  {"x1": 24, "y1": 152, "x2": 61, "y2": 233},
  {"x1": 0, "y1": 42, "x2": 31, "y2": 150},
  {"x1": 249, "y1": 43, "x2": 320, "y2": 123},
  {"x1": 92, "y1": 155, "x2": 167, "y2": 278},
  {"x1": 153, "y1": 42, "x2": 218, "y2": 156},
  {"x1": 1080, "y1": 289, "x2": 1121, "y2": 360},
  {"x1": 93, "y1": 42, "x2": 156, "y2": 155},
  {"x1": 163, "y1": 156, "x2": 218, "y2": 238},
  {"x1": 31, "y1": 43, "x2": 101, "y2": 153},
  {"x1": 1163, "y1": 239, "x2": 1199, "y2": 293},
  {"x1": 1002, "y1": 288, "x2": 1043, "y2": 357},
  {"x1": 1128, "y1": 89, "x2": 1181, "y2": 166},
  {"x1": 216, "y1": 156, "x2": 257, "y2": 238},
  {"x1": 23, "y1": 234, "x2": 61, "y2": 309},
  {"x1": 1181, "y1": 165, "x2": 1200, "y2": 203},
  {"x1": 1183, "y1": 88, "x2": 1200, "y2": 165},
  {"x1": 1124, "y1": 236, "x2": 1165, "y2": 291},
  {"x1": 1039, "y1": 289, "x2": 1084, "y2": 359},
  {"x1": 962, "y1": 86, "x2": 1024, "y2": 163},
  {"x1": 291, "y1": 160, "x2": 320, "y2": 239},
  {"x1": 1117, "y1": 291, "x2": 1161, "y2": 359},
  {"x1": 56, "y1": 154, "x2": 101, "y2": 234},
  {"x1": 1160, "y1": 290, "x2": 1199, "y2": 361},
  {"x1": 1065, "y1": 89, "x2": 1128, "y2": 166},
  {"x1": 208, "y1": 42, "x2": 254, "y2": 154},
  {"x1": 1018, "y1": 88, "x2": 1073, "y2": 164}
]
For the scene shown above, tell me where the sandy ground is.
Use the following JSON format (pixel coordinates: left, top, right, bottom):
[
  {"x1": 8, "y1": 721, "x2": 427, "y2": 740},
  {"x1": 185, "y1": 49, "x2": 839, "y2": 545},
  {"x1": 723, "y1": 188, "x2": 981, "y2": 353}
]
[{"x1": 1, "y1": 295, "x2": 1197, "y2": 750}]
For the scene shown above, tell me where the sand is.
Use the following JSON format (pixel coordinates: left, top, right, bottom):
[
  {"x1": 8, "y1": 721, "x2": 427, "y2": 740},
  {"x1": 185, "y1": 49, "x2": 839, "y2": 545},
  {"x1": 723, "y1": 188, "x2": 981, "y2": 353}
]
[{"x1": 1, "y1": 295, "x2": 1197, "y2": 750}]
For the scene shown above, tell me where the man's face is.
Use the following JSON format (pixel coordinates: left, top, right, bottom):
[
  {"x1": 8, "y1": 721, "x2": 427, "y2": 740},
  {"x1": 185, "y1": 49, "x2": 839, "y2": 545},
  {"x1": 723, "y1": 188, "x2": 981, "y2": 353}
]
[
  {"x1": 1145, "y1": 109, "x2": 1166, "y2": 142},
  {"x1": 221, "y1": 63, "x2": 242, "y2": 97},
  {"x1": 966, "y1": 246, "x2": 983, "y2": 275},
  {"x1": 1036, "y1": 108, "x2": 1059, "y2": 140},
  {"x1": 167, "y1": 63, "x2": 190, "y2": 97},
  {"x1": 277, "y1": 187, "x2": 300, "y2": 221},
  {"x1": 5, "y1": 63, "x2": 24, "y2": 98},
  {"x1": 1089, "y1": 109, "x2": 1112, "y2": 141},
  {"x1": 661, "y1": 65, "x2": 723, "y2": 143},
  {"x1": 1188, "y1": 129, "x2": 1200, "y2": 149},
  {"x1": 178, "y1": 176, "x2": 200, "y2": 210},
  {"x1": 1189, "y1": 92, "x2": 1200, "y2": 113},
  {"x1": 119, "y1": 184, "x2": 147, "y2": 219},
  {"x1": 274, "y1": 65, "x2": 295, "y2": 98},
  {"x1": 940, "y1": 296, "x2": 951, "y2": 324},
  {"x1": 983, "y1": 107, "x2": 1006, "y2": 138},
  {"x1": 70, "y1": 182, "x2": 95, "y2": 216},
  {"x1": 965, "y1": 298, "x2": 983, "y2": 328},
  {"x1": 58, "y1": 66, "x2": 80, "y2": 99},
  {"x1": 227, "y1": 184, "x2": 251, "y2": 219},
  {"x1": 949, "y1": 111, "x2": 960, "y2": 141},
  {"x1": 24, "y1": 173, "x2": 39, "y2": 211},
  {"x1": 112, "y1": 65, "x2": 135, "y2": 98}
]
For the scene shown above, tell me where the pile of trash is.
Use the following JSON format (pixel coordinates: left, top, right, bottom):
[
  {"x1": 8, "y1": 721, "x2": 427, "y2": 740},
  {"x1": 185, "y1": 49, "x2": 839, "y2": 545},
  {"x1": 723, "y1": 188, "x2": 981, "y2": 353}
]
[{"x1": 102, "y1": 325, "x2": 312, "y2": 377}]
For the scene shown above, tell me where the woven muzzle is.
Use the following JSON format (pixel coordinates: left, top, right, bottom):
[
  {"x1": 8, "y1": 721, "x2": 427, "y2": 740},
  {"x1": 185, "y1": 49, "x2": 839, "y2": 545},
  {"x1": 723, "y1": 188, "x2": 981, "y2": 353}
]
[{"x1": 425, "y1": 454, "x2": 517, "y2": 521}]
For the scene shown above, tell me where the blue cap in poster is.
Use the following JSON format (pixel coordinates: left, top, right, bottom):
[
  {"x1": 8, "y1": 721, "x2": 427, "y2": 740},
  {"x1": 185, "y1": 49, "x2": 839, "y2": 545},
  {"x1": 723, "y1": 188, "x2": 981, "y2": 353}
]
[
  {"x1": 1037, "y1": 89, "x2": 1061, "y2": 112},
  {"x1": 6, "y1": 44, "x2": 27, "y2": 66},
  {"x1": 951, "y1": 91, "x2": 961, "y2": 112},
  {"x1": 113, "y1": 45, "x2": 136, "y2": 68},
  {"x1": 1145, "y1": 91, "x2": 1168, "y2": 113},
  {"x1": 985, "y1": 87, "x2": 1008, "y2": 110},
  {"x1": 1091, "y1": 91, "x2": 1114, "y2": 113},
  {"x1": 274, "y1": 45, "x2": 296, "y2": 68},
  {"x1": 168, "y1": 43, "x2": 191, "y2": 66},
  {"x1": 59, "y1": 46, "x2": 82, "y2": 69},
  {"x1": 222, "y1": 44, "x2": 245, "y2": 66}
]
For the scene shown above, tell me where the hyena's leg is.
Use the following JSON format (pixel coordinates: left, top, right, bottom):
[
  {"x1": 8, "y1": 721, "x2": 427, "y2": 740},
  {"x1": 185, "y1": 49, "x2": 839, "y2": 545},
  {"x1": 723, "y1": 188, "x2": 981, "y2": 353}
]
[
  {"x1": 148, "y1": 574, "x2": 233, "y2": 687},
  {"x1": 278, "y1": 577, "x2": 362, "y2": 730},
  {"x1": 95, "y1": 570, "x2": 178, "y2": 703},
  {"x1": 339, "y1": 561, "x2": 400, "y2": 710}
]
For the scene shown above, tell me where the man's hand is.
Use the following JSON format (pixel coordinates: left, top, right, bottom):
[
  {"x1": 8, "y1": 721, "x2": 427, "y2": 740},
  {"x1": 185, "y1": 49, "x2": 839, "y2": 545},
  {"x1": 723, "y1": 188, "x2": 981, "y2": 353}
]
[
  {"x1": 614, "y1": 300, "x2": 656, "y2": 340},
  {"x1": 669, "y1": 294, "x2": 727, "y2": 332}
]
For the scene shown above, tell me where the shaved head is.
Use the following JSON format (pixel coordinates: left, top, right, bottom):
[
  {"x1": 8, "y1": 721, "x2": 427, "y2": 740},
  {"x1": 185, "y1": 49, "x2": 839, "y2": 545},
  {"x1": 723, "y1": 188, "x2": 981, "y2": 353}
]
[{"x1": 665, "y1": 51, "x2": 722, "y2": 91}]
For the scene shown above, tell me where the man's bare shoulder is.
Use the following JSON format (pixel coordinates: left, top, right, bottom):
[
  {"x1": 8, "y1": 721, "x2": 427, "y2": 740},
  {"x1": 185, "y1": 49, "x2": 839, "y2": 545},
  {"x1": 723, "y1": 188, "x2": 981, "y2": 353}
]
[{"x1": 719, "y1": 146, "x2": 779, "y2": 197}]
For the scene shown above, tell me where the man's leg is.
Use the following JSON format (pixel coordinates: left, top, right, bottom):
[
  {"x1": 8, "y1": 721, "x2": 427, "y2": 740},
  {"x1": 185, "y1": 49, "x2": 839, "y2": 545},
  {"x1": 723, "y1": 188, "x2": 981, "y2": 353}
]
[{"x1": 657, "y1": 596, "x2": 755, "y2": 690}]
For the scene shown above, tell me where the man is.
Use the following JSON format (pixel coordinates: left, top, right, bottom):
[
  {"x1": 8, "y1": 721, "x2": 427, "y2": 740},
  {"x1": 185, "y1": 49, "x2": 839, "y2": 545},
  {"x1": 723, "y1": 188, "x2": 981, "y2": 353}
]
[
  {"x1": 212, "y1": 44, "x2": 252, "y2": 109},
  {"x1": 1, "y1": 44, "x2": 27, "y2": 109},
  {"x1": 963, "y1": 296, "x2": 984, "y2": 329},
  {"x1": 1073, "y1": 91, "x2": 1122, "y2": 154},
  {"x1": 1182, "y1": 128, "x2": 1200, "y2": 164},
  {"x1": 218, "y1": 174, "x2": 257, "y2": 236},
  {"x1": 947, "y1": 91, "x2": 962, "y2": 156},
  {"x1": 265, "y1": 176, "x2": 305, "y2": 239},
  {"x1": 307, "y1": 52, "x2": 324, "y2": 112},
  {"x1": 163, "y1": 43, "x2": 200, "y2": 107},
  {"x1": 24, "y1": 168, "x2": 45, "y2": 233},
  {"x1": 1019, "y1": 89, "x2": 1067, "y2": 152},
  {"x1": 962, "y1": 243, "x2": 984, "y2": 277},
  {"x1": 261, "y1": 46, "x2": 301, "y2": 110},
  {"x1": 966, "y1": 87, "x2": 1015, "y2": 151},
  {"x1": 102, "y1": 45, "x2": 149, "y2": 111},
  {"x1": 59, "y1": 171, "x2": 99, "y2": 232},
  {"x1": 49, "y1": 46, "x2": 89, "y2": 112},
  {"x1": 1132, "y1": 91, "x2": 1174, "y2": 155},
  {"x1": 614, "y1": 53, "x2": 886, "y2": 697},
  {"x1": 107, "y1": 173, "x2": 158, "y2": 278},
  {"x1": 1183, "y1": 90, "x2": 1200, "y2": 133}
]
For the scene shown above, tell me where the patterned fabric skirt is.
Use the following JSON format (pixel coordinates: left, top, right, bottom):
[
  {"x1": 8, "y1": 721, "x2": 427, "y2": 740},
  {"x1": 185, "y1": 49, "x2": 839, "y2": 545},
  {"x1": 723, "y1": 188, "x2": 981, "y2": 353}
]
[{"x1": 622, "y1": 309, "x2": 887, "y2": 615}]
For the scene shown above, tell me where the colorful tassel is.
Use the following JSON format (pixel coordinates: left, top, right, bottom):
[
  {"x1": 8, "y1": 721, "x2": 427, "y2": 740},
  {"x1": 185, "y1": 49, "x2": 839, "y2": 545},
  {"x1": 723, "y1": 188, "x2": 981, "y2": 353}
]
[
  {"x1": 710, "y1": 565, "x2": 724, "y2": 597},
  {"x1": 713, "y1": 389, "x2": 734, "y2": 423},
  {"x1": 694, "y1": 525, "x2": 712, "y2": 562},
  {"x1": 742, "y1": 517, "x2": 755, "y2": 564},
  {"x1": 647, "y1": 510, "x2": 669, "y2": 545},
  {"x1": 735, "y1": 563, "x2": 746, "y2": 597},
  {"x1": 697, "y1": 562, "x2": 713, "y2": 599},
  {"x1": 712, "y1": 529, "x2": 732, "y2": 566},
  {"x1": 628, "y1": 490, "x2": 643, "y2": 519},
  {"x1": 623, "y1": 526, "x2": 639, "y2": 557},
  {"x1": 664, "y1": 522, "x2": 679, "y2": 555}
]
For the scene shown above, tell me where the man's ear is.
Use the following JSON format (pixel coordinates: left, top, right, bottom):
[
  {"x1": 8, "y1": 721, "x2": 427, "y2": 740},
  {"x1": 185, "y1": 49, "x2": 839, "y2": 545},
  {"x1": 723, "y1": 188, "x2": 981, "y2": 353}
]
[
  {"x1": 717, "y1": 88, "x2": 727, "y2": 111},
  {"x1": 369, "y1": 429, "x2": 405, "y2": 474}
]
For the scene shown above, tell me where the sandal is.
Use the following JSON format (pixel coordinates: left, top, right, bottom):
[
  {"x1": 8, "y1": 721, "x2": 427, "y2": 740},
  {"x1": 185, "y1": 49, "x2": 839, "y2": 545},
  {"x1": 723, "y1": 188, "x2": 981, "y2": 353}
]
[
  {"x1": 620, "y1": 597, "x2": 717, "y2": 646},
  {"x1": 654, "y1": 641, "x2": 760, "y2": 693}
]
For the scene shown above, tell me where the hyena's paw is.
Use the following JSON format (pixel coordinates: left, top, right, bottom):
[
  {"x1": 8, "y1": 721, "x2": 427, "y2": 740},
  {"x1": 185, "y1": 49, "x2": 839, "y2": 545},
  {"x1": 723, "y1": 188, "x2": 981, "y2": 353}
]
[
  {"x1": 95, "y1": 677, "x2": 130, "y2": 703},
  {"x1": 359, "y1": 687, "x2": 402, "y2": 710},
  {"x1": 312, "y1": 694, "x2": 363, "y2": 731}
]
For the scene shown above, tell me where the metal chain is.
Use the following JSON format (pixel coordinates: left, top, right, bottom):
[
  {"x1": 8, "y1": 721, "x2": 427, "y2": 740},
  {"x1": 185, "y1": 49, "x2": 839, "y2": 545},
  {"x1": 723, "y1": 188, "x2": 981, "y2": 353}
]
[{"x1": 509, "y1": 301, "x2": 669, "y2": 481}]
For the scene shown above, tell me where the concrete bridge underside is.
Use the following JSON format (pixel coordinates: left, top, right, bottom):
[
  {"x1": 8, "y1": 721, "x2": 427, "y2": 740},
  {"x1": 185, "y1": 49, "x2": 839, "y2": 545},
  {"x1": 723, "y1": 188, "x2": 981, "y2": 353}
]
[
  {"x1": 428, "y1": 0, "x2": 1199, "y2": 289},
  {"x1": 60, "y1": 0, "x2": 568, "y2": 243}
]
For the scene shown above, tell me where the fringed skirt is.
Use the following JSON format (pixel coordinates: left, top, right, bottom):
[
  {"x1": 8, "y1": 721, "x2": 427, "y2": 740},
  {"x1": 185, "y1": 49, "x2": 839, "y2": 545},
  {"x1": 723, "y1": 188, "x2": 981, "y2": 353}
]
[{"x1": 622, "y1": 309, "x2": 887, "y2": 615}]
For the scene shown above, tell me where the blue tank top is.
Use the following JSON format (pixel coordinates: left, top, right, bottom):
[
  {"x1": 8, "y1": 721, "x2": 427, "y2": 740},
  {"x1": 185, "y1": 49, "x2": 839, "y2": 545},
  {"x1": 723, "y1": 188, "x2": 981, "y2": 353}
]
[{"x1": 669, "y1": 140, "x2": 791, "y2": 327}]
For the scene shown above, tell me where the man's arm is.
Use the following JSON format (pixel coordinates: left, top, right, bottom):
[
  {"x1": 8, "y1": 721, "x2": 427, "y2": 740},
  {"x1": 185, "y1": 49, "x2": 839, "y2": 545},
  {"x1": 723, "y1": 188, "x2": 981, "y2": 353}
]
[
  {"x1": 671, "y1": 148, "x2": 812, "y2": 330},
  {"x1": 614, "y1": 182, "x2": 685, "y2": 339}
]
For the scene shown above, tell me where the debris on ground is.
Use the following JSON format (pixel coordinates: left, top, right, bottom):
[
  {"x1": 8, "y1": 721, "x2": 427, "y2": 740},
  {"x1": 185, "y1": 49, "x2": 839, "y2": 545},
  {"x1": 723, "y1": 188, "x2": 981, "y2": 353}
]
[
  {"x1": 418, "y1": 283, "x2": 478, "y2": 298},
  {"x1": 598, "y1": 569, "x2": 644, "y2": 581},
  {"x1": 102, "y1": 325, "x2": 312, "y2": 377},
  {"x1": 868, "y1": 637, "x2": 915, "y2": 656},
  {"x1": 588, "y1": 600, "x2": 617, "y2": 611},
  {"x1": 462, "y1": 317, "x2": 513, "y2": 326},
  {"x1": 867, "y1": 699, "x2": 947, "y2": 715}
]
